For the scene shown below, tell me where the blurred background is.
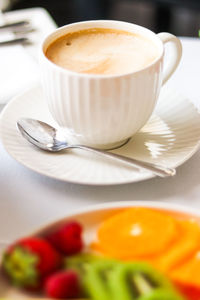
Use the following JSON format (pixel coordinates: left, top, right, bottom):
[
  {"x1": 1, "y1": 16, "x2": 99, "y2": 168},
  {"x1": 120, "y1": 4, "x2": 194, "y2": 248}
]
[{"x1": 2, "y1": 0, "x2": 200, "y2": 37}]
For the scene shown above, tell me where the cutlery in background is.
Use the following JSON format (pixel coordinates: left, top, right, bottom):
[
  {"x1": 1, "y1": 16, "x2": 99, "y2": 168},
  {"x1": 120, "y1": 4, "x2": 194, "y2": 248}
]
[
  {"x1": 0, "y1": 37, "x2": 30, "y2": 46},
  {"x1": 0, "y1": 20, "x2": 30, "y2": 30}
]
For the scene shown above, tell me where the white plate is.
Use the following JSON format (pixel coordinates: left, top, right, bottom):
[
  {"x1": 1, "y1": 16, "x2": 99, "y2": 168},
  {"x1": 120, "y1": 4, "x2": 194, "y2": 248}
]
[
  {"x1": 0, "y1": 85, "x2": 200, "y2": 185},
  {"x1": 1, "y1": 200, "x2": 200, "y2": 298}
]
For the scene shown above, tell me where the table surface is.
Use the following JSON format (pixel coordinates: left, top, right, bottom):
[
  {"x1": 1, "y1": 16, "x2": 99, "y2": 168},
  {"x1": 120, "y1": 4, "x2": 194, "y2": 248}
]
[{"x1": 0, "y1": 36, "x2": 200, "y2": 243}]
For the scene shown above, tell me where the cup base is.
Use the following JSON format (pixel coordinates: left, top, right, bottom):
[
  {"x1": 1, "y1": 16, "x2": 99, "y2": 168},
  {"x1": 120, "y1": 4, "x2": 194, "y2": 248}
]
[
  {"x1": 104, "y1": 138, "x2": 131, "y2": 150},
  {"x1": 61, "y1": 128, "x2": 130, "y2": 150}
]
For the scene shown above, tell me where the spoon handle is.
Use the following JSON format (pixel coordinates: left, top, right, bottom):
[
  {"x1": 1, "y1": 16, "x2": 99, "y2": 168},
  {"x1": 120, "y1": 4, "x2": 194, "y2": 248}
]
[{"x1": 75, "y1": 145, "x2": 175, "y2": 177}]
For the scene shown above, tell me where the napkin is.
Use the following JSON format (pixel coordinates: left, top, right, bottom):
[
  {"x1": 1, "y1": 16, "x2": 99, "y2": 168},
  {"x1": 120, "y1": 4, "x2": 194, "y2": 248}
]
[{"x1": 0, "y1": 31, "x2": 40, "y2": 104}]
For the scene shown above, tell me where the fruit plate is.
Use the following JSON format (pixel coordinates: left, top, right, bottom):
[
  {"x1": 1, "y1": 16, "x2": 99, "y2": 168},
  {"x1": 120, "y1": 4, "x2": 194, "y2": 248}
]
[{"x1": 1, "y1": 200, "x2": 200, "y2": 298}]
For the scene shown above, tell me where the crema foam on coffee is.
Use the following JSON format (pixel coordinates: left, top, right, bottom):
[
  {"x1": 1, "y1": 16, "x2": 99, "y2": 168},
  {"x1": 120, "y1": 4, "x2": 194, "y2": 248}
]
[{"x1": 45, "y1": 28, "x2": 159, "y2": 75}]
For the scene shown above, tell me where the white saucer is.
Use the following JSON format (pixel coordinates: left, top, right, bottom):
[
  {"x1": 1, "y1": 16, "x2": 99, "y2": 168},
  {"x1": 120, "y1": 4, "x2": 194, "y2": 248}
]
[{"x1": 0, "y1": 85, "x2": 200, "y2": 185}]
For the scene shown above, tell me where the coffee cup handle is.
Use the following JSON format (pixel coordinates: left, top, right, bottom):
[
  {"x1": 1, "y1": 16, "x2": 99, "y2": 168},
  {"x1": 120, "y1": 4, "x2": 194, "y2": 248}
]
[{"x1": 157, "y1": 32, "x2": 182, "y2": 85}]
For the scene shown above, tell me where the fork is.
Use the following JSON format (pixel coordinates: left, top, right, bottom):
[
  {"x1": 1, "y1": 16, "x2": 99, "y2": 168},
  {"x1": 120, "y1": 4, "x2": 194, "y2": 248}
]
[{"x1": 0, "y1": 9, "x2": 32, "y2": 45}]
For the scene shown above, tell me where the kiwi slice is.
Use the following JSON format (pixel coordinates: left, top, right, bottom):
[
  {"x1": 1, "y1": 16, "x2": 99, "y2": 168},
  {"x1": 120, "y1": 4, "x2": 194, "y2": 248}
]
[
  {"x1": 108, "y1": 262, "x2": 185, "y2": 300},
  {"x1": 84, "y1": 259, "x2": 120, "y2": 300}
]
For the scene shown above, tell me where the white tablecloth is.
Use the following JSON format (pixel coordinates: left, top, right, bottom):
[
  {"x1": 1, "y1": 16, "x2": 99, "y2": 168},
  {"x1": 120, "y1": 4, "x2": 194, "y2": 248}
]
[{"x1": 0, "y1": 37, "x2": 200, "y2": 243}]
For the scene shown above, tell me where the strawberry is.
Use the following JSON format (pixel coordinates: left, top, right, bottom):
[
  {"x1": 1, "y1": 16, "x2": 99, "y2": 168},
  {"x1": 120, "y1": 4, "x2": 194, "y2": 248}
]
[
  {"x1": 45, "y1": 270, "x2": 81, "y2": 299},
  {"x1": 2, "y1": 237, "x2": 61, "y2": 289},
  {"x1": 47, "y1": 221, "x2": 83, "y2": 255}
]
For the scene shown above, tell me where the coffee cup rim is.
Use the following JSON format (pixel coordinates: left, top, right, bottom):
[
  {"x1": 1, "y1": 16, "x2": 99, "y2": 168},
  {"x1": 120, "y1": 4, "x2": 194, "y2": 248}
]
[{"x1": 41, "y1": 20, "x2": 164, "y2": 79}]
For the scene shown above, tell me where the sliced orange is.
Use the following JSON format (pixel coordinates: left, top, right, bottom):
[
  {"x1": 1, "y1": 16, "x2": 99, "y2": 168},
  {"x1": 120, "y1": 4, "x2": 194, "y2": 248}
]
[
  {"x1": 94, "y1": 207, "x2": 178, "y2": 259},
  {"x1": 155, "y1": 220, "x2": 200, "y2": 272},
  {"x1": 170, "y1": 250, "x2": 200, "y2": 288}
]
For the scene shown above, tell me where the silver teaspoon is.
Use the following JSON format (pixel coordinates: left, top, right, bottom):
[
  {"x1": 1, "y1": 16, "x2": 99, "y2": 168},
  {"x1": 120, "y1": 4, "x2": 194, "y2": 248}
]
[{"x1": 16, "y1": 118, "x2": 176, "y2": 178}]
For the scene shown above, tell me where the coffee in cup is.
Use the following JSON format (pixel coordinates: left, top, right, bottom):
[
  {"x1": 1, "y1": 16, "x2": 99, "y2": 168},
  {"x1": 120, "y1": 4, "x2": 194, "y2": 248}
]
[
  {"x1": 45, "y1": 28, "x2": 160, "y2": 75},
  {"x1": 40, "y1": 21, "x2": 182, "y2": 149}
]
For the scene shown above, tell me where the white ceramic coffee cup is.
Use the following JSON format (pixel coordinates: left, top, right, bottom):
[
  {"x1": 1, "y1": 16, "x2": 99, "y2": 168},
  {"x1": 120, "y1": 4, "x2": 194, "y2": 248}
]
[{"x1": 40, "y1": 20, "x2": 182, "y2": 149}]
